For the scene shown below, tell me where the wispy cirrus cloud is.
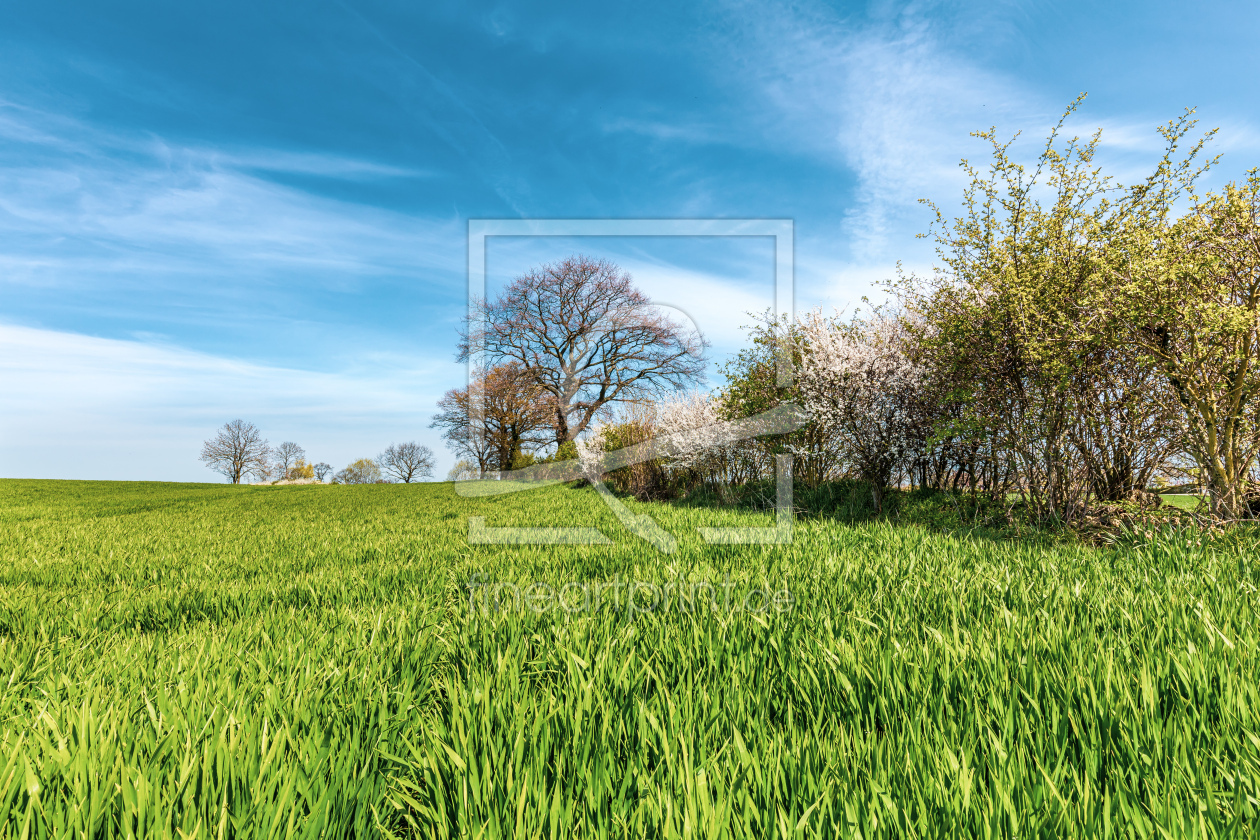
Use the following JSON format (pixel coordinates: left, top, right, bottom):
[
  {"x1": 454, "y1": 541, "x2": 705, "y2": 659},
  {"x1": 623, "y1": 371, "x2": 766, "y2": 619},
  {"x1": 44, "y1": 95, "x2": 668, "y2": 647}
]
[
  {"x1": 0, "y1": 104, "x2": 461, "y2": 289},
  {"x1": 702, "y1": 0, "x2": 1259, "y2": 309},
  {"x1": 708, "y1": 1, "x2": 1039, "y2": 267},
  {"x1": 600, "y1": 116, "x2": 724, "y2": 145}
]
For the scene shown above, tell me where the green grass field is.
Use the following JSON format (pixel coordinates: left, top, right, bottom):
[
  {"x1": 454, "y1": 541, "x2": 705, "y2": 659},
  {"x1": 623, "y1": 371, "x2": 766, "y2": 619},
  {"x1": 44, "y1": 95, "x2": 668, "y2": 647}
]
[
  {"x1": 1, "y1": 479, "x2": 1257, "y2": 838},
  {"x1": 1160, "y1": 494, "x2": 1204, "y2": 512}
]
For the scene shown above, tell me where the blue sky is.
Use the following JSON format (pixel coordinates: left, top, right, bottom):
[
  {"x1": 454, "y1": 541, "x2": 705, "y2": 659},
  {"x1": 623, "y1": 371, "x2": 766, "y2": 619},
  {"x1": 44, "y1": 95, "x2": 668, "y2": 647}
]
[{"x1": 2, "y1": 0, "x2": 1258, "y2": 481}]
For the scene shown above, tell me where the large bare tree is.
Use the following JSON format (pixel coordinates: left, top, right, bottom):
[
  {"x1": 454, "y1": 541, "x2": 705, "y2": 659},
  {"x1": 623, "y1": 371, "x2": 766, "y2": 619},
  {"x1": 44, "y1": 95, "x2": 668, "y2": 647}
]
[
  {"x1": 379, "y1": 441, "x2": 436, "y2": 483},
  {"x1": 200, "y1": 420, "x2": 271, "y2": 484},
  {"x1": 461, "y1": 255, "x2": 707, "y2": 446},
  {"x1": 431, "y1": 363, "x2": 552, "y2": 474}
]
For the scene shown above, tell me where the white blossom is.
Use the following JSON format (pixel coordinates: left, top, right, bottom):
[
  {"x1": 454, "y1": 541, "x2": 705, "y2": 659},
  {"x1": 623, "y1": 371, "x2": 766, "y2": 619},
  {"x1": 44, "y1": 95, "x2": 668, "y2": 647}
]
[
  {"x1": 655, "y1": 392, "x2": 725, "y2": 468},
  {"x1": 574, "y1": 391, "x2": 809, "y2": 484},
  {"x1": 794, "y1": 309, "x2": 928, "y2": 508},
  {"x1": 575, "y1": 427, "x2": 607, "y2": 480}
]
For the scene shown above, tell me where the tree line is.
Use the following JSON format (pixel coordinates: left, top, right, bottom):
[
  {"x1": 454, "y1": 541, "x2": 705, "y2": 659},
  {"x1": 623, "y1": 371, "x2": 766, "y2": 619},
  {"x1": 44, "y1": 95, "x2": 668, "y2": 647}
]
[
  {"x1": 435, "y1": 100, "x2": 1260, "y2": 524},
  {"x1": 198, "y1": 101, "x2": 1258, "y2": 522},
  {"x1": 200, "y1": 420, "x2": 434, "y2": 485}
]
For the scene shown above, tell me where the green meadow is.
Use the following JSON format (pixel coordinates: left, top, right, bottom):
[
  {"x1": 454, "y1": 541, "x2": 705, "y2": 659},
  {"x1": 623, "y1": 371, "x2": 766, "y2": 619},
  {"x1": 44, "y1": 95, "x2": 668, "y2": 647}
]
[
  {"x1": 1, "y1": 479, "x2": 1257, "y2": 838},
  {"x1": 1159, "y1": 495, "x2": 1204, "y2": 513}
]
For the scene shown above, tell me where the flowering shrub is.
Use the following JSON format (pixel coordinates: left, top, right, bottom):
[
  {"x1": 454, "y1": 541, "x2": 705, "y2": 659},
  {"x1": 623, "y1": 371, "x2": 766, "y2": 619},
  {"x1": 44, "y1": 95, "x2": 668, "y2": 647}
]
[
  {"x1": 575, "y1": 394, "x2": 738, "y2": 498},
  {"x1": 794, "y1": 310, "x2": 929, "y2": 512},
  {"x1": 655, "y1": 393, "x2": 724, "y2": 470}
]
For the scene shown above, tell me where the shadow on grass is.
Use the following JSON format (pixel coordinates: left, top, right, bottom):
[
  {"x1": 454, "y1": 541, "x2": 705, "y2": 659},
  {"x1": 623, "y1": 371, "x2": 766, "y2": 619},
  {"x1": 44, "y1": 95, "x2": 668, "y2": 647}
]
[{"x1": 664, "y1": 478, "x2": 1071, "y2": 546}]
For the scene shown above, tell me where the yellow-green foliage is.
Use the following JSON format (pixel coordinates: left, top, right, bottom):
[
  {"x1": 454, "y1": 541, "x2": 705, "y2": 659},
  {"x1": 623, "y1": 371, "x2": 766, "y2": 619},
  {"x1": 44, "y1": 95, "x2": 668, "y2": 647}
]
[
  {"x1": 599, "y1": 418, "x2": 672, "y2": 499},
  {"x1": 0, "y1": 479, "x2": 1257, "y2": 837}
]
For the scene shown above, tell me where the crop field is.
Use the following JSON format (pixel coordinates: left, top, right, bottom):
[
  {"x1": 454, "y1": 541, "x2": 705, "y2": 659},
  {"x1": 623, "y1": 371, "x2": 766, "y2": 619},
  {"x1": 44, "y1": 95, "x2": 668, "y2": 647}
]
[
  {"x1": 1159, "y1": 494, "x2": 1204, "y2": 513},
  {"x1": 1, "y1": 479, "x2": 1258, "y2": 838}
]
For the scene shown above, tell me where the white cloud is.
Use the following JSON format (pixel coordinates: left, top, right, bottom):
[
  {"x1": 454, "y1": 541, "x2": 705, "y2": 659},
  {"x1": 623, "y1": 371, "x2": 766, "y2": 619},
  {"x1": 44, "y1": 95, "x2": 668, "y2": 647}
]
[
  {"x1": 210, "y1": 148, "x2": 433, "y2": 179},
  {"x1": 710, "y1": 1, "x2": 1043, "y2": 265},
  {"x1": 619, "y1": 260, "x2": 775, "y2": 354},
  {"x1": 600, "y1": 116, "x2": 722, "y2": 145},
  {"x1": 0, "y1": 106, "x2": 465, "y2": 292},
  {"x1": 0, "y1": 324, "x2": 459, "y2": 481}
]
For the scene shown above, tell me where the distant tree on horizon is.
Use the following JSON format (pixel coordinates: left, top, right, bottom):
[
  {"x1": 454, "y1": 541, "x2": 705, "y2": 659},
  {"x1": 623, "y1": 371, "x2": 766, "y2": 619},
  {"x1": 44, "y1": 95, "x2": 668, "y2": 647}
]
[
  {"x1": 274, "y1": 441, "x2": 305, "y2": 480},
  {"x1": 200, "y1": 420, "x2": 271, "y2": 484},
  {"x1": 379, "y1": 442, "x2": 435, "y2": 483},
  {"x1": 312, "y1": 462, "x2": 333, "y2": 482},
  {"x1": 335, "y1": 458, "x2": 382, "y2": 485}
]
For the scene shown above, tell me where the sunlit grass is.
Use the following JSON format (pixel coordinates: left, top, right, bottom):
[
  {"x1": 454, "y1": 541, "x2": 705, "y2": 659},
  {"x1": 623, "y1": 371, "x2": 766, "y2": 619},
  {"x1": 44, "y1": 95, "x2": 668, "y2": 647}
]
[
  {"x1": 0, "y1": 478, "x2": 1257, "y2": 837},
  {"x1": 1160, "y1": 493, "x2": 1204, "y2": 511}
]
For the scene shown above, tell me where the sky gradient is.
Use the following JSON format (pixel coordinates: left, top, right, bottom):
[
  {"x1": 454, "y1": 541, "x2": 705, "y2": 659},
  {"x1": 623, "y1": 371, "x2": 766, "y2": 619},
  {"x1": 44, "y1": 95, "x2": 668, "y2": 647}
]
[{"x1": 3, "y1": 0, "x2": 1259, "y2": 481}]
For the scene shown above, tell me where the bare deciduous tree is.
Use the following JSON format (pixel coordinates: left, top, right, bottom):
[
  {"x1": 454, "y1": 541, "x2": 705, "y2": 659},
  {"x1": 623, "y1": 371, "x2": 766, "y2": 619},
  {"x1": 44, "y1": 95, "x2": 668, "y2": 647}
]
[
  {"x1": 313, "y1": 462, "x2": 332, "y2": 482},
  {"x1": 431, "y1": 363, "x2": 552, "y2": 474},
  {"x1": 273, "y1": 441, "x2": 305, "y2": 480},
  {"x1": 200, "y1": 420, "x2": 272, "y2": 484},
  {"x1": 461, "y1": 255, "x2": 707, "y2": 446},
  {"x1": 379, "y1": 441, "x2": 436, "y2": 483}
]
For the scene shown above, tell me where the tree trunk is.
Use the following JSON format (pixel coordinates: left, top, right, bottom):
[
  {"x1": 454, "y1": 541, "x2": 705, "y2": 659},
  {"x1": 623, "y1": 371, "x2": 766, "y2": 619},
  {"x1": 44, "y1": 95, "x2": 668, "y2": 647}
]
[
  {"x1": 870, "y1": 482, "x2": 884, "y2": 515},
  {"x1": 553, "y1": 403, "x2": 570, "y2": 447}
]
